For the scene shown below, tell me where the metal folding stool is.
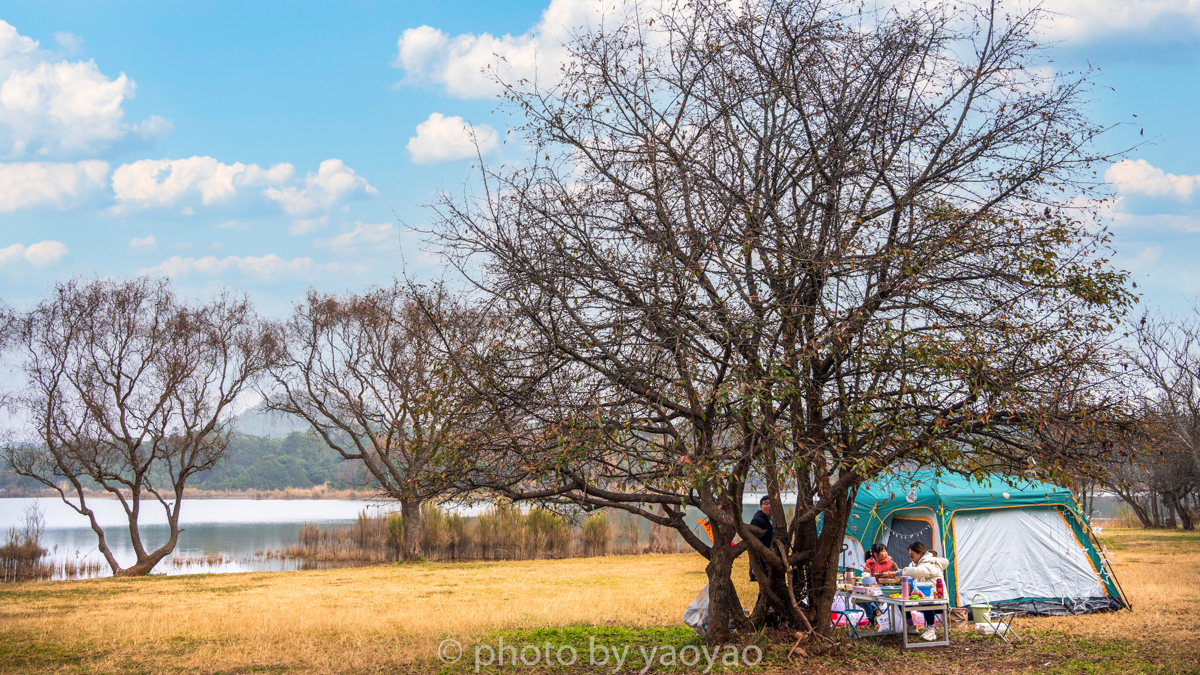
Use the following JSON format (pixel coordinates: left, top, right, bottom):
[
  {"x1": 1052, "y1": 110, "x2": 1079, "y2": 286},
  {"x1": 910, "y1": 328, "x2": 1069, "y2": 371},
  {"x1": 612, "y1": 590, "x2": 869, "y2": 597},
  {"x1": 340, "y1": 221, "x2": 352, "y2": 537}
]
[
  {"x1": 984, "y1": 611, "x2": 1022, "y2": 644},
  {"x1": 834, "y1": 608, "x2": 867, "y2": 639}
]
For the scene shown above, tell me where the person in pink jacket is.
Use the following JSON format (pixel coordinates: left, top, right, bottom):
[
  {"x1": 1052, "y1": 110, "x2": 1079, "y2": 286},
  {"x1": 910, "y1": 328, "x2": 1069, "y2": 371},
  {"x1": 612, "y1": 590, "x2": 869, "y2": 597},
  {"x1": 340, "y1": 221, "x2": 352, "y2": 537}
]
[
  {"x1": 863, "y1": 543, "x2": 899, "y2": 579},
  {"x1": 901, "y1": 542, "x2": 950, "y2": 641},
  {"x1": 857, "y1": 543, "x2": 899, "y2": 630}
]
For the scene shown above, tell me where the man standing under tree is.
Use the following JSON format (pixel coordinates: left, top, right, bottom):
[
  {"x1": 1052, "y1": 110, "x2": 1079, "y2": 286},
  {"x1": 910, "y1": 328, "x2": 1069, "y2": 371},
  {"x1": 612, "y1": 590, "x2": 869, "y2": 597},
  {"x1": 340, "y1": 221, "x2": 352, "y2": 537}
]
[{"x1": 749, "y1": 497, "x2": 773, "y2": 582}]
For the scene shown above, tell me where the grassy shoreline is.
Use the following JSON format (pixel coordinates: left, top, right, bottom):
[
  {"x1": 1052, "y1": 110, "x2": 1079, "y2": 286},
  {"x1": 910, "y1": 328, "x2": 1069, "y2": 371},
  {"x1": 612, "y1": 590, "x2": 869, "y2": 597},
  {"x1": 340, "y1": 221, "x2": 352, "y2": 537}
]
[{"x1": 1, "y1": 529, "x2": 1195, "y2": 674}]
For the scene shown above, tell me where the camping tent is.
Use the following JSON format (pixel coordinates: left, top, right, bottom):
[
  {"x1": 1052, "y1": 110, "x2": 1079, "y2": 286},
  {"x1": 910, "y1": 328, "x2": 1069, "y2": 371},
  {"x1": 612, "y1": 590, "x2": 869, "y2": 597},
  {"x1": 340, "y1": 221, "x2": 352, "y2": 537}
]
[{"x1": 841, "y1": 471, "x2": 1127, "y2": 615}]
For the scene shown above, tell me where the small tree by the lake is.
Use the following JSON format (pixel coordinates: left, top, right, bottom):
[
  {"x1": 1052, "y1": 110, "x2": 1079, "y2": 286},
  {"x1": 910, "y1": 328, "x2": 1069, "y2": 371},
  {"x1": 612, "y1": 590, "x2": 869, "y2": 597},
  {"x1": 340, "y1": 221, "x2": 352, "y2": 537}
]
[
  {"x1": 264, "y1": 282, "x2": 503, "y2": 559},
  {"x1": 1, "y1": 277, "x2": 274, "y2": 576}
]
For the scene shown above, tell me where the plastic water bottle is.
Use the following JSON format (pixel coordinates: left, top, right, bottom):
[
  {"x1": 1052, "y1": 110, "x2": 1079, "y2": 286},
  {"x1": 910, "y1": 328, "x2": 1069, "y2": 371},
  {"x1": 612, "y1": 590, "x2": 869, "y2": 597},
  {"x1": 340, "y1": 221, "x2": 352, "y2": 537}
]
[{"x1": 935, "y1": 578, "x2": 945, "y2": 600}]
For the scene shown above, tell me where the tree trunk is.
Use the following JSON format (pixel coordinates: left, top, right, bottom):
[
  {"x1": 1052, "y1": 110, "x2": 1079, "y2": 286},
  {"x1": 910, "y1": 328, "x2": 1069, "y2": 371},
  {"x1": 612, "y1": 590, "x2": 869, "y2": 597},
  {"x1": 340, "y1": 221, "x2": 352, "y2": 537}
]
[
  {"x1": 704, "y1": 520, "x2": 748, "y2": 644},
  {"x1": 1116, "y1": 492, "x2": 1153, "y2": 528},
  {"x1": 806, "y1": 501, "x2": 853, "y2": 637},
  {"x1": 748, "y1": 541, "x2": 806, "y2": 629},
  {"x1": 117, "y1": 543, "x2": 177, "y2": 576},
  {"x1": 402, "y1": 499, "x2": 423, "y2": 559},
  {"x1": 116, "y1": 525, "x2": 181, "y2": 577},
  {"x1": 1166, "y1": 492, "x2": 1195, "y2": 531}
]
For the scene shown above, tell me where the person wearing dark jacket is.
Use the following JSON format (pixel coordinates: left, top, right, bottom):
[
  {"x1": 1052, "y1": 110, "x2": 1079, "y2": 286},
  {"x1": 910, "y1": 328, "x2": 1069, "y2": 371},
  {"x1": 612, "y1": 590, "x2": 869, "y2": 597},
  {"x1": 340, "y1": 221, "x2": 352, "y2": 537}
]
[{"x1": 748, "y1": 496, "x2": 774, "y2": 582}]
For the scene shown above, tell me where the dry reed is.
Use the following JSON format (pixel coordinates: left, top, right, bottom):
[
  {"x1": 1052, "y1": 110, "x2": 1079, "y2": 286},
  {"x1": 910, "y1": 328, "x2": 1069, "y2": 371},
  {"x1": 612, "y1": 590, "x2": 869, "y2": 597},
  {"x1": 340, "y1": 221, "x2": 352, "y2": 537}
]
[
  {"x1": 268, "y1": 505, "x2": 689, "y2": 564},
  {"x1": 0, "y1": 502, "x2": 50, "y2": 582},
  {"x1": 1092, "y1": 504, "x2": 1146, "y2": 530},
  {"x1": 2, "y1": 557, "x2": 105, "y2": 582}
]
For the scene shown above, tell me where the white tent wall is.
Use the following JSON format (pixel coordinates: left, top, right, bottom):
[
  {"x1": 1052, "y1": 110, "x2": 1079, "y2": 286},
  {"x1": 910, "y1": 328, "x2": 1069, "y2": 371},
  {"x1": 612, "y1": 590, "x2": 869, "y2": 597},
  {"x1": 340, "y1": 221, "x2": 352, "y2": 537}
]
[
  {"x1": 952, "y1": 507, "x2": 1105, "y2": 606},
  {"x1": 841, "y1": 537, "x2": 866, "y2": 571}
]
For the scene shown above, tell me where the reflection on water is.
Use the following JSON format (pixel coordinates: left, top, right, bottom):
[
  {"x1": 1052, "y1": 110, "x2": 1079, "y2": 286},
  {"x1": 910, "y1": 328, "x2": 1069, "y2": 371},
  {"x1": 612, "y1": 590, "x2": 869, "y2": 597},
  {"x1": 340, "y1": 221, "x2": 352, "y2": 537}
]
[{"x1": 0, "y1": 497, "x2": 396, "y2": 579}]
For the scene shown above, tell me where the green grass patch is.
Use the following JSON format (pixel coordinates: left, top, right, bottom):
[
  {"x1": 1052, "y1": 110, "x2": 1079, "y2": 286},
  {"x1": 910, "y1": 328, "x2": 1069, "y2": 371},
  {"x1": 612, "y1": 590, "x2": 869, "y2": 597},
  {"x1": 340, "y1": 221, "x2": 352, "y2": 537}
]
[
  {"x1": 0, "y1": 632, "x2": 93, "y2": 671},
  {"x1": 435, "y1": 624, "x2": 774, "y2": 674}
]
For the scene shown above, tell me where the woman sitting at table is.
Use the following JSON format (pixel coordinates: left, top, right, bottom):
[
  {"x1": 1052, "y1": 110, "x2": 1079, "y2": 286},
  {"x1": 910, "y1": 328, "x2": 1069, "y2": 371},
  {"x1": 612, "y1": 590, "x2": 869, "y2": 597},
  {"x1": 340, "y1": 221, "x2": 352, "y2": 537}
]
[
  {"x1": 901, "y1": 541, "x2": 949, "y2": 642},
  {"x1": 858, "y1": 543, "x2": 898, "y2": 630}
]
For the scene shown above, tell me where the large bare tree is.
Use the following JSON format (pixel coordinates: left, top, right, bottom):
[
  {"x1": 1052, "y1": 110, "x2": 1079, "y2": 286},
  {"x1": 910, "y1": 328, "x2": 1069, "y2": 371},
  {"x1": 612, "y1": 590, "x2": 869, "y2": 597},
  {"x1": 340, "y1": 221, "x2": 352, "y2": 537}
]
[
  {"x1": 432, "y1": 0, "x2": 1133, "y2": 639},
  {"x1": 1, "y1": 277, "x2": 273, "y2": 576},
  {"x1": 264, "y1": 283, "x2": 498, "y2": 558}
]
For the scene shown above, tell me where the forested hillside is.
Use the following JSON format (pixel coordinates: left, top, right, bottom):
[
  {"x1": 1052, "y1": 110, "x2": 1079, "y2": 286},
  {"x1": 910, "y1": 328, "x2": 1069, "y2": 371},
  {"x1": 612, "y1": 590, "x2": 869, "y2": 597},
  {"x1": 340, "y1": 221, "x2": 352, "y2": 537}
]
[
  {"x1": 189, "y1": 431, "x2": 366, "y2": 491},
  {"x1": 1, "y1": 430, "x2": 366, "y2": 494}
]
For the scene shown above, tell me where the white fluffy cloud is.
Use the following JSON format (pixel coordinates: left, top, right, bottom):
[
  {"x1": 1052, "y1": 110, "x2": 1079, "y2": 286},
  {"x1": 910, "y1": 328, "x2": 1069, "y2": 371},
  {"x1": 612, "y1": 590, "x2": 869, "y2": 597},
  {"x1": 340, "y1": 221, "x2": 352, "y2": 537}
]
[
  {"x1": 289, "y1": 215, "x2": 329, "y2": 236},
  {"x1": 129, "y1": 235, "x2": 156, "y2": 252},
  {"x1": 0, "y1": 159, "x2": 108, "y2": 212},
  {"x1": 54, "y1": 32, "x2": 83, "y2": 55},
  {"x1": 139, "y1": 253, "x2": 340, "y2": 281},
  {"x1": 111, "y1": 156, "x2": 376, "y2": 218},
  {"x1": 393, "y1": 0, "x2": 615, "y2": 99},
  {"x1": 263, "y1": 159, "x2": 378, "y2": 216},
  {"x1": 407, "y1": 113, "x2": 499, "y2": 164},
  {"x1": 0, "y1": 20, "x2": 169, "y2": 158},
  {"x1": 393, "y1": 0, "x2": 1200, "y2": 101},
  {"x1": 1123, "y1": 245, "x2": 1164, "y2": 272},
  {"x1": 314, "y1": 222, "x2": 397, "y2": 253},
  {"x1": 1106, "y1": 159, "x2": 1197, "y2": 204},
  {"x1": 1038, "y1": 0, "x2": 1200, "y2": 44},
  {"x1": 111, "y1": 156, "x2": 294, "y2": 210},
  {"x1": 0, "y1": 240, "x2": 68, "y2": 267}
]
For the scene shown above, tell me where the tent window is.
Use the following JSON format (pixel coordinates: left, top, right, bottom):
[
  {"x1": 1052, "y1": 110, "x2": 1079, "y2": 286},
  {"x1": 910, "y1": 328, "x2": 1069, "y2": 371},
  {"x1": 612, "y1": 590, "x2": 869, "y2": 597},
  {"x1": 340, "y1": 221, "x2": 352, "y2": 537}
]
[{"x1": 885, "y1": 517, "x2": 934, "y2": 564}]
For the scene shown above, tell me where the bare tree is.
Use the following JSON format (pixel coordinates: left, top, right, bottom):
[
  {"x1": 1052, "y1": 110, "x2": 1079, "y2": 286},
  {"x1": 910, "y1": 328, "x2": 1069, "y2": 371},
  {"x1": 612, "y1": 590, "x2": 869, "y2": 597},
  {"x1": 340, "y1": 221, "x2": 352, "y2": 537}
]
[
  {"x1": 1, "y1": 277, "x2": 273, "y2": 576},
  {"x1": 264, "y1": 283, "x2": 498, "y2": 559},
  {"x1": 432, "y1": 0, "x2": 1133, "y2": 639},
  {"x1": 1117, "y1": 310, "x2": 1200, "y2": 530}
]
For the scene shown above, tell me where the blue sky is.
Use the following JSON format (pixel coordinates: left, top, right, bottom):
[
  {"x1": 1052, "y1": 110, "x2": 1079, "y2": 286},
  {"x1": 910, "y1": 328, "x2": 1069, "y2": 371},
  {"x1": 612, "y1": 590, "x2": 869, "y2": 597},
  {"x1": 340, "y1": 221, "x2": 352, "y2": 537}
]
[{"x1": 1, "y1": 0, "x2": 1198, "y2": 318}]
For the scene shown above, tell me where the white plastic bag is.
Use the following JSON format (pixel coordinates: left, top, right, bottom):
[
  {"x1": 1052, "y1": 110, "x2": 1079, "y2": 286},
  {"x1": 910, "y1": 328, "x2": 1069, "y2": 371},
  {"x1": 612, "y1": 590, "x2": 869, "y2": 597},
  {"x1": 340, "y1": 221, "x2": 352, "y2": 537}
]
[{"x1": 683, "y1": 584, "x2": 710, "y2": 637}]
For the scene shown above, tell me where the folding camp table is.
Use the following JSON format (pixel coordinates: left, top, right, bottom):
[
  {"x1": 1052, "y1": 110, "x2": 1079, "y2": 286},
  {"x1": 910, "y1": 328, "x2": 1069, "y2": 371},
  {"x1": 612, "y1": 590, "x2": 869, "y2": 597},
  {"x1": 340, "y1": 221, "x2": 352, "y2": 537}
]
[{"x1": 836, "y1": 590, "x2": 951, "y2": 649}]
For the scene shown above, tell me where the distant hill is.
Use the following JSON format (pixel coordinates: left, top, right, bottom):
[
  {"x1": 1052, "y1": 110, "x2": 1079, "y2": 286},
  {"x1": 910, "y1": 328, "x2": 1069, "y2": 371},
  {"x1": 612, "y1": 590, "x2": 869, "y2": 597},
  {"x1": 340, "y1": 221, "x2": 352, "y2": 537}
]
[{"x1": 232, "y1": 404, "x2": 310, "y2": 438}]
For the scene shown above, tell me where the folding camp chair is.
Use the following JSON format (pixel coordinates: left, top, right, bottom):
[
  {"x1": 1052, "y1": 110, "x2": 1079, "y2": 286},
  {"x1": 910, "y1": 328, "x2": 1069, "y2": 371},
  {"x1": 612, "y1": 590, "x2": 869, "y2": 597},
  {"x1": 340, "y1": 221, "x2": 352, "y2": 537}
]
[
  {"x1": 984, "y1": 611, "x2": 1022, "y2": 644},
  {"x1": 833, "y1": 608, "x2": 867, "y2": 639}
]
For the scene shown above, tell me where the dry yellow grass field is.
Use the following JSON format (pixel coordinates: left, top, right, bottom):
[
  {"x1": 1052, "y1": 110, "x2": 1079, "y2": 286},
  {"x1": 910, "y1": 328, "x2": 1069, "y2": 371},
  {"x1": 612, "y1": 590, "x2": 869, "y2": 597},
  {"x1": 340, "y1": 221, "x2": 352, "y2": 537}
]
[
  {"x1": 0, "y1": 553, "x2": 756, "y2": 674},
  {"x1": 0, "y1": 529, "x2": 1195, "y2": 674}
]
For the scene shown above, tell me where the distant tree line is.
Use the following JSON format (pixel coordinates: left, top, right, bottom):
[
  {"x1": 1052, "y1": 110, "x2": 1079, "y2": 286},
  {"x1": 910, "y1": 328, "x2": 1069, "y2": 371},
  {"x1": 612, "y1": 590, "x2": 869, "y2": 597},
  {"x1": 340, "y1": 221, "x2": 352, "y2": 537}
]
[
  {"x1": 188, "y1": 431, "x2": 366, "y2": 492},
  {"x1": 0, "y1": 429, "x2": 372, "y2": 495}
]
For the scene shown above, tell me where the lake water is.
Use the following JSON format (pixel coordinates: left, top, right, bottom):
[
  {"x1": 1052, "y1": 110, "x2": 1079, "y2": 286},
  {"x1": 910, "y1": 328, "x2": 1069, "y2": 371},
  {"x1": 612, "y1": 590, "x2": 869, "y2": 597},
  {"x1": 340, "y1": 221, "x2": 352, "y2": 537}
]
[{"x1": 0, "y1": 497, "x2": 398, "y2": 578}]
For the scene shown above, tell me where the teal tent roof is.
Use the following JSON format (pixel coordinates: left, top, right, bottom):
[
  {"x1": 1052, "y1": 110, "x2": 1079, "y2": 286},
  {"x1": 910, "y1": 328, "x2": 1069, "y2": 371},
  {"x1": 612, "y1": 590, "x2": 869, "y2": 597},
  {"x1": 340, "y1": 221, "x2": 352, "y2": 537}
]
[{"x1": 850, "y1": 470, "x2": 1075, "y2": 525}]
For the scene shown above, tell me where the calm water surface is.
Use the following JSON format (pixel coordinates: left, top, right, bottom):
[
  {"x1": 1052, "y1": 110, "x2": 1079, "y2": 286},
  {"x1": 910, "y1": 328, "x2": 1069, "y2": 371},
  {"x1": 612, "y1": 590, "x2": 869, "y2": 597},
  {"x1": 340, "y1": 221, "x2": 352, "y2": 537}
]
[{"x1": 0, "y1": 497, "x2": 397, "y2": 577}]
